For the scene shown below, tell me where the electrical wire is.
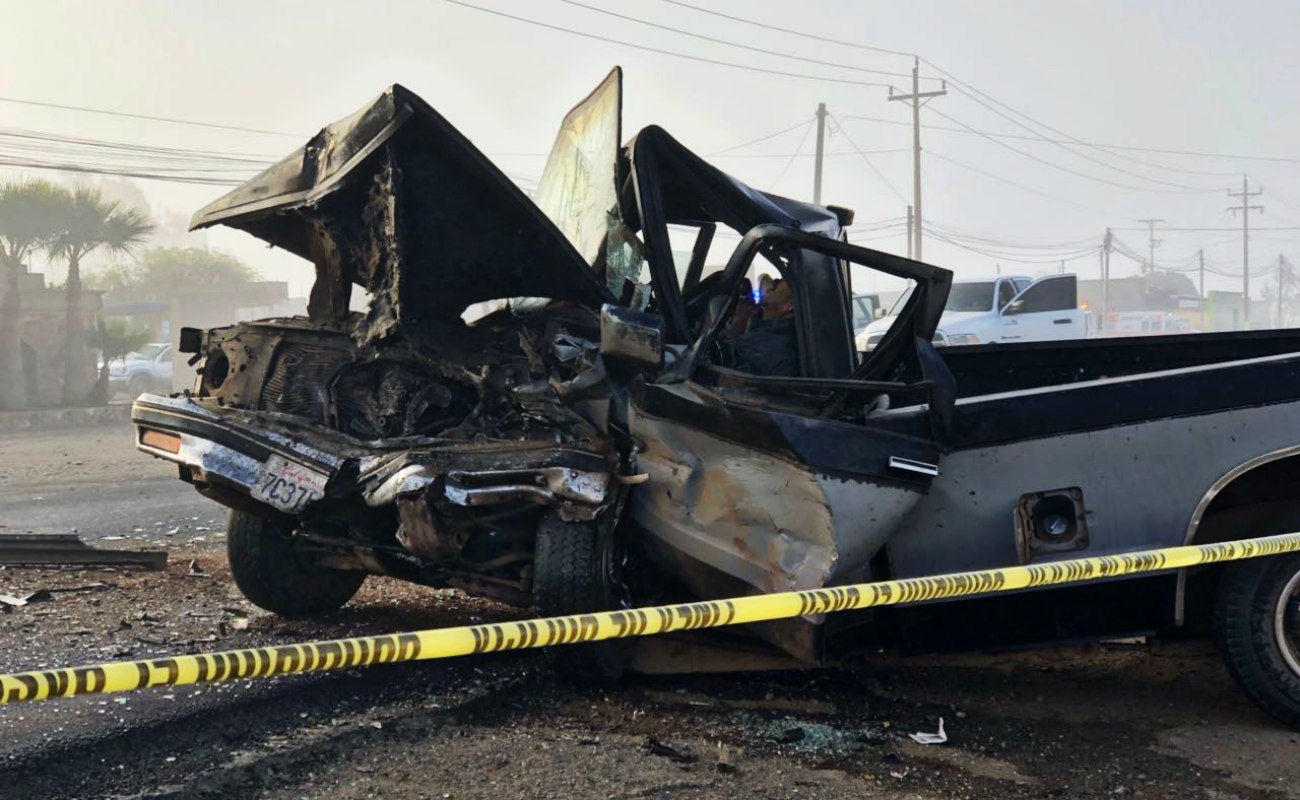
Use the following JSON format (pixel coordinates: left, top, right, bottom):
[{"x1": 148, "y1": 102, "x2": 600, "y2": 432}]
[
  {"x1": 771, "y1": 119, "x2": 815, "y2": 186},
  {"x1": 836, "y1": 113, "x2": 1300, "y2": 165},
  {"x1": 556, "y1": 0, "x2": 917, "y2": 80},
  {"x1": 707, "y1": 118, "x2": 814, "y2": 155},
  {"x1": 659, "y1": 0, "x2": 915, "y2": 58},
  {"x1": 925, "y1": 149, "x2": 1117, "y2": 217},
  {"x1": 927, "y1": 107, "x2": 1217, "y2": 195},
  {"x1": 936, "y1": 88, "x2": 1221, "y2": 192},
  {"x1": 710, "y1": 149, "x2": 910, "y2": 159},
  {"x1": 0, "y1": 96, "x2": 301, "y2": 138},
  {"x1": 446, "y1": 1, "x2": 894, "y2": 88},
  {"x1": 924, "y1": 226, "x2": 1100, "y2": 264},
  {"x1": 828, "y1": 113, "x2": 907, "y2": 204},
  {"x1": 917, "y1": 64, "x2": 1230, "y2": 187},
  {"x1": 657, "y1": 2, "x2": 1300, "y2": 167}
]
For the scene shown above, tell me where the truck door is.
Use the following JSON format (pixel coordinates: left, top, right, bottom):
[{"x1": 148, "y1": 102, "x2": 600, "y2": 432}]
[
  {"x1": 616, "y1": 226, "x2": 954, "y2": 625},
  {"x1": 1000, "y1": 274, "x2": 1084, "y2": 342}
]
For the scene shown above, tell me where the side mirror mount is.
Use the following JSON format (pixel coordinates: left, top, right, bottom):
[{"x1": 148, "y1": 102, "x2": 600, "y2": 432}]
[
  {"x1": 873, "y1": 307, "x2": 886, "y2": 320},
  {"x1": 1003, "y1": 300, "x2": 1024, "y2": 316},
  {"x1": 600, "y1": 304, "x2": 664, "y2": 368}
]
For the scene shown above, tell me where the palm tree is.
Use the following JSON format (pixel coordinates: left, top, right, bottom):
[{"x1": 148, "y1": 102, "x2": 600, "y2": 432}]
[
  {"x1": 48, "y1": 187, "x2": 153, "y2": 406},
  {"x1": 0, "y1": 180, "x2": 63, "y2": 410}
]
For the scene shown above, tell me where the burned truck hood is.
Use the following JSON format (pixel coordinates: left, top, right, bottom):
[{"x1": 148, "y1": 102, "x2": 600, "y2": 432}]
[{"x1": 190, "y1": 84, "x2": 610, "y2": 336}]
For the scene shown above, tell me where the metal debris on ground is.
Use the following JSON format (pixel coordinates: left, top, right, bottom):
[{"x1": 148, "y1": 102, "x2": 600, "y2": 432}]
[
  {"x1": 0, "y1": 534, "x2": 166, "y2": 570},
  {"x1": 645, "y1": 737, "x2": 697, "y2": 764},
  {"x1": 908, "y1": 718, "x2": 948, "y2": 745}
]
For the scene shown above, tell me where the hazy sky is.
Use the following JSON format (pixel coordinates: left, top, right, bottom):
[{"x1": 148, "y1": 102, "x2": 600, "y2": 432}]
[{"x1": 3, "y1": 0, "x2": 1298, "y2": 297}]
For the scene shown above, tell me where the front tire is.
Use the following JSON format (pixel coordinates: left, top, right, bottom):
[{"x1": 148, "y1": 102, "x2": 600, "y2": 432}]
[
  {"x1": 227, "y1": 509, "x2": 365, "y2": 617},
  {"x1": 532, "y1": 515, "x2": 629, "y2": 682},
  {"x1": 1215, "y1": 551, "x2": 1300, "y2": 729}
]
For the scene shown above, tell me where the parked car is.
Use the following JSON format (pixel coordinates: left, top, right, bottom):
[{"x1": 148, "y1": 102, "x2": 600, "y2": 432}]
[
  {"x1": 108, "y1": 342, "x2": 172, "y2": 397},
  {"x1": 133, "y1": 69, "x2": 1300, "y2": 727},
  {"x1": 857, "y1": 274, "x2": 1086, "y2": 350}
]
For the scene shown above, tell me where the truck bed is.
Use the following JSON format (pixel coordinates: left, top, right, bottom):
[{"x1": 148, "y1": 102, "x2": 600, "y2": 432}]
[{"x1": 903, "y1": 329, "x2": 1300, "y2": 397}]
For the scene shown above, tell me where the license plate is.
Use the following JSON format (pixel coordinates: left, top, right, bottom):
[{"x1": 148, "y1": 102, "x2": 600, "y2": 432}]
[{"x1": 252, "y1": 454, "x2": 329, "y2": 513}]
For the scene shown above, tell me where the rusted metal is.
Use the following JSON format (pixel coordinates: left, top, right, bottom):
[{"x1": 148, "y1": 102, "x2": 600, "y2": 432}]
[{"x1": 0, "y1": 534, "x2": 167, "y2": 570}]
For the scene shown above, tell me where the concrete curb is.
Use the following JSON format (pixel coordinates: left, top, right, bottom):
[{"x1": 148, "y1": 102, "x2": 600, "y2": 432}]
[{"x1": 0, "y1": 404, "x2": 133, "y2": 434}]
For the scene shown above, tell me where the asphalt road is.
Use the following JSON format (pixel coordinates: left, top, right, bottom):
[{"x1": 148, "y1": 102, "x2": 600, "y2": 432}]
[
  {"x1": 0, "y1": 478, "x2": 221, "y2": 540},
  {"x1": 2, "y1": 422, "x2": 1299, "y2": 799},
  {"x1": 0, "y1": 424, "x2": 224, "y2": 545}
]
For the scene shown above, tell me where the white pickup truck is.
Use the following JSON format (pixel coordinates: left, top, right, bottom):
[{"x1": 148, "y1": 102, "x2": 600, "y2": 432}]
[{"x1": 857, "y1": 274, "x2": 1086, "y2": 350}]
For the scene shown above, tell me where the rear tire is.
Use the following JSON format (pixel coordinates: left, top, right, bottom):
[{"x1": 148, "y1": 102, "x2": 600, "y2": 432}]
[
  {"x1": 532, "y1": 515, "x2": 628, "y2": 683},
  {"x1": 227, "y1": 509, "x2": 365, "y2": 617},
  {"x1": 1215, "y1": 550, "x2": 1300, "y2": 729}
]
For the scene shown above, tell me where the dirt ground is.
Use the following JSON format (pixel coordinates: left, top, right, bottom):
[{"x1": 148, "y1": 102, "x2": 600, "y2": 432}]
[{"x1": 1, "y1": 424, "x2": 1298, "y2": 799}]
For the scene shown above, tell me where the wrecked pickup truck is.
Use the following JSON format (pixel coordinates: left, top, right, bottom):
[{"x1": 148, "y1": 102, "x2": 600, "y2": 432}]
[{"x1": 135, "y1": 69, "x2": 1300, "y2": 727}]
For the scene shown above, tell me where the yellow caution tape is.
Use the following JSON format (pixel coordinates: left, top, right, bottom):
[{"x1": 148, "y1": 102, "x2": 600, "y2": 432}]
[{"x1": 4, "y1": 531, "x2": 1300, "y2": 705}]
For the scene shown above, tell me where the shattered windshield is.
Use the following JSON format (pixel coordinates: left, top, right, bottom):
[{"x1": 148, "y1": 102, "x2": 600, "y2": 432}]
[
  {"x1": 525, "y1": 67, "x2": 650, "y2": 309},
  {"x1": 532, "y1": 67, "x2": 624, "y2": 272}
]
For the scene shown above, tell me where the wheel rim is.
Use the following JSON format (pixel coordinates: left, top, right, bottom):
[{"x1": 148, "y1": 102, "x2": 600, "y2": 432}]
[{"x1": 1273, "y1": 569, "x2": 1300, "y2": 677}]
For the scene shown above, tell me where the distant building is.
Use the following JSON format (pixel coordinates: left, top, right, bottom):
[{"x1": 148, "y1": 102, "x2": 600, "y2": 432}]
[
  {"x1": 1077, "y1": 272, "x2": 1274, "y2": 333},
  {"x1": 102, "y1": 281, "x2": 294, "y2": 391},
  {"x1": 1079, "y1": 273, "x2": 1220, "y2": 332},
  {"x1": 15, "y1": 271, "x2": 103, "y2": 407}
]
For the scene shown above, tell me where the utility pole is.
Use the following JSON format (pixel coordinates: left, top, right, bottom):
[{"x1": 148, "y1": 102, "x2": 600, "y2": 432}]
[
  {"x1": 889, "y1": 58, "x2": 946, "y2": 262},
  {"x1": 813, "y1": 102, "x2": 827, "y2": 205},
  {"x1": 1136, "y1": 219, "x2": 1165, "y2": 275},
  {"x1": 1101, "y1": 228, "x2": 1112, "y2": 332},
  {"x1": 1199, "y1": 248, "x2": 1206, "y2": 331},
  {"x1": 1228, "y1": 175, "x2": 1263, "y2": 328},
  {"x1": 905, "y1": 205, "x2": 913, "y2": 259},
  {"x1": 1059, "y1": 259, "x2": 1065, "y2": 275}
]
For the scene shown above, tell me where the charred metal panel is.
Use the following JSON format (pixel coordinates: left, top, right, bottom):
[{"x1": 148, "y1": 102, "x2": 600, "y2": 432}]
[
  {"x1": 628, "y1": 399, "x2": 921, "y2": 597},
  {"x1": 189, "y1": 84, "x2": 611, "y2": 335},
  {"x1": 886, "y1": 398, "x2": 1300, "y2": 579}
]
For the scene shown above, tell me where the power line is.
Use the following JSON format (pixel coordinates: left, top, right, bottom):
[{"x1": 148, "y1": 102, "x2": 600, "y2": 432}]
[
  {"x1": 925, "y1": 220, "x2": 1099, "y2": 251},
  {"x1": 771, "y1": 119, "x2": 815, "y2": 187},
  {"x1": 924, "y1": 226, "x2": 1099, "y2": 264},
  {"x1": 0, "y1": 157, "x2": 248, "y2": 186},
  {"x1": 917, "y1": 61, "x2": 1227, "y2": 188},
  {"x1": 838, "y1": 113, "x2": 1300, "y2": 165},
  {"x1": 0, "y1": 96, "x2": 302, "y2": 138},
  {"x1": 938, "y1": 87, "x2": 1219, "y2": 192},
  {"x1": 828, "y1": 112, "x2": 907, "y2": 204},
  {"x1": 706, "y1": 117, "x2": 814, "y2": 156},
  {"x1": 927, "y1": 106, "x2": 1216, "y2": 195},
  {"x1": 926, "y1": 150, "x2": 1115, "y2": 217},
  {"x1": 0, "y1": 126, "x2": 281, "y2": 161},
  {"x1": 446, "y1": 1, "x2": 894, "y2": 88},
  {"x1": 556, "y1": 0, "x2": 917, "y2": 80},
  {"x1": 654, "y1": 4, "x2": 1300, "y2": 167},
  {"x1": 659, "y1": 0, "x2": 915, "y2": 58},
  {"x1": 711, "y1": 149, "x2": 911, "y2": 159},
  {"x1": 1109, "y1": 226, "x2": 1300, "y2": 232}
]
